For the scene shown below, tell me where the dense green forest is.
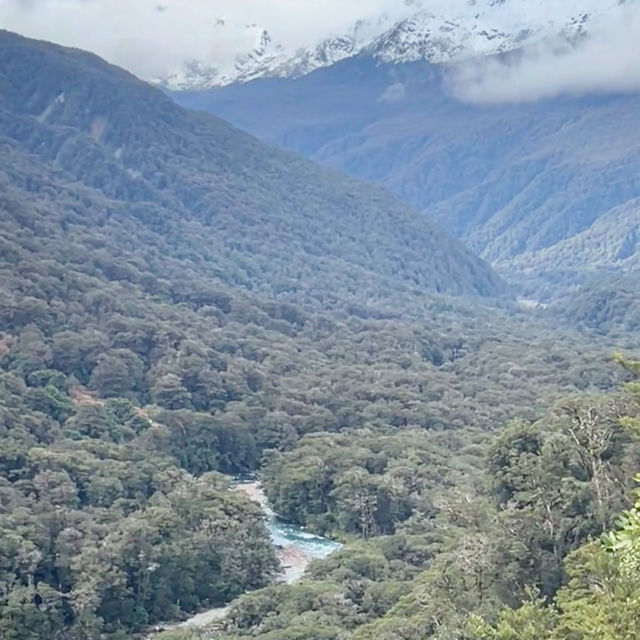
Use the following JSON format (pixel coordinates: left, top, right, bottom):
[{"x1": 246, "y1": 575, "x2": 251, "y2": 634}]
[
  {"x1": 4, "y1": 168, "x2": 633, "y2": 636},
  {"x1": 1, "y1": 30, "x2": 640, "y2": 640},
  {"x1": 164, "y1": 358, "x2": 640, "y2": 640}
]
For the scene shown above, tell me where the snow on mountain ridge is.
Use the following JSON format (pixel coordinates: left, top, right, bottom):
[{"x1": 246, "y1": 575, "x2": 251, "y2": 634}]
[
  {"x1": 160, "y1": 10, "x2": 405, "y2": 89},
  {"x1": 161, "y1": 22, "x2": 287, "y2": 90},
  {"x1": 161, "y1": 0, "x2": 636, "y2": 90}
]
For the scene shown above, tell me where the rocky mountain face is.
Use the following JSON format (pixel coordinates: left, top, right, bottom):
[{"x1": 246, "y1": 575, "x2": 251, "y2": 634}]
[
  {"x1": 0, "y1": 30, "x2": 506, "y2": 318},
  {"x1": 159, "y1": 0, "x2": 633, "y2": 90},
  {"x1": 177, "y1": 56, "x2": 640, "y2": 297}
]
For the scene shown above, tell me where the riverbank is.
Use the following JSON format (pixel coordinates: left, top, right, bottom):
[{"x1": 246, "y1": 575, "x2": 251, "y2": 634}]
[
  {"x1": 233, "y1": 480, "x2": 272, "y2": 515},
  {"x1": 233, "y1": 481, "x2": 321, "y2": 583},
  {"x1": 150, "y1": 480, "x2": 339, "y2": 634}
]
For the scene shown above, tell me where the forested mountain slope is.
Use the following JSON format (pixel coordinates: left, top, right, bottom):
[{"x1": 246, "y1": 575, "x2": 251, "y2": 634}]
[
  {"x1": 0, "y1": 31, "x2": 506, "y2": 313},
  {"x1": 179, "y1": 57, "x2": 640, "y2": 295},
  {"x1": 551, "y1": 274, "x2": 640, "y2": 333}
]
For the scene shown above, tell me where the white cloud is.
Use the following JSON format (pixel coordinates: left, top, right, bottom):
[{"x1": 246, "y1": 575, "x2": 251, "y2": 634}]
[
  {"x1": 0, "y1": 0, "x2": 404, "y2": 79},
  {"x1": 450, "y1": 6, "x2": 640, "y2": 104}
]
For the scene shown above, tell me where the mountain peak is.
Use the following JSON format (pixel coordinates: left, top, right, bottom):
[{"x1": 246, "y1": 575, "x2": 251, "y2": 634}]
[{"x1": 159, "y1": 21, "x2": 286, "y2": 90}]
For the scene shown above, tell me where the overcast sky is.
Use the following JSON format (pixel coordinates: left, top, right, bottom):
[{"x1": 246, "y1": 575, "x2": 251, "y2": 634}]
[{"x1": 0, "y1": 0, "x2": 408, "y2": 78}]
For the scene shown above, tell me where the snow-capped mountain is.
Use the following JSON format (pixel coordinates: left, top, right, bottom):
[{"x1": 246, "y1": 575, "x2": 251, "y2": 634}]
[
  {"x1": 160, "y1": 0, "x2": 636, "y2": 90},
  {"x1": 159, "y1": 11, "x2": 404, "y2": 90},
  {"x1": 161, "y1": 22, "x2": 286, "y2": 90}
]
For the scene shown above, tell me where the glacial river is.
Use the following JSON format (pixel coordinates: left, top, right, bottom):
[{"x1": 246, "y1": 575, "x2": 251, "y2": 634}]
[{"x1": 172, "y1": 479, "x2": 341, "y2": 630}]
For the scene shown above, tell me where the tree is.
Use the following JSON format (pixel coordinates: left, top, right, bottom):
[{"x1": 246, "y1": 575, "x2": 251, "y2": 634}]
[
  {"x1": 467, "y1": 590, "x2": 556, "y2": 640},
  {"x1": 151, "y1": 374, "x2": 193, "y2": 410},
  {"x1": 554, "y1": 396, "x2": 619, "y2": 532},
  {"x1": 0, "y1": 584, "x2": 66, "y2": 640},
  {"x1": 8, "y1": 326, "x2": 52, "y2": 375},
  {"x1": 89, "y1": 349, "x2": 144, "y2": 398}
]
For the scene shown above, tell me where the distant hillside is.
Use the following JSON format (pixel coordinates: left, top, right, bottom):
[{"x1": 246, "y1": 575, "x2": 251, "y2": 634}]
[
  {"x1": 551, "y1": 274, "x2": 640, "y2": 333},
  {"x1": 0, "y1": 31, "x2": 505, "y2": 316},
  {"x1": 511, "y1": 200, "x2": 640, "y2": 277},
  {"x1": 178, "y1": 56, "x2": 640, "y2": 295}
]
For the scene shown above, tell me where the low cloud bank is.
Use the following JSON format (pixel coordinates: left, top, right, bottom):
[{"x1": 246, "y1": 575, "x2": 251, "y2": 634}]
[{"x1": 451, "y1": 8, "x2": 640, "y2": 105}]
